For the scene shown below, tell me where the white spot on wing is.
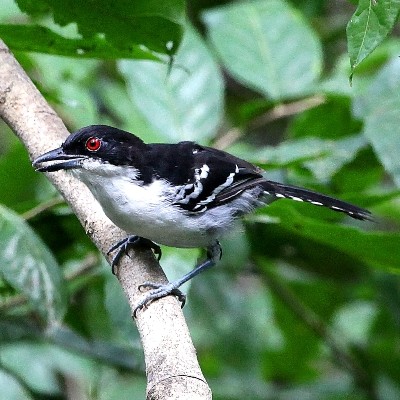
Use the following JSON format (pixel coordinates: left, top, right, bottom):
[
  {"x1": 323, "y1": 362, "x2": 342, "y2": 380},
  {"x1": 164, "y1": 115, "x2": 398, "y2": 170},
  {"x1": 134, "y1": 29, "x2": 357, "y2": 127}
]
[
  {"x1": 175, "y1": 165, "x2": 210, "y2": 205},
  {"x1": 175, "y1": 183, "x2": 195, "y2": 203},
  {"x1": 310, "y1": 201, "x2": 323, "y2": 206},
  {"x1": 199, "y1": 164, "x2": 210, "y2": 179},
  {"x1": 289, "y1": 196, "x2": 304, "y2": 202},
  {"x1": 194, "y1": 167, "x2": 238, "y2": 209}
]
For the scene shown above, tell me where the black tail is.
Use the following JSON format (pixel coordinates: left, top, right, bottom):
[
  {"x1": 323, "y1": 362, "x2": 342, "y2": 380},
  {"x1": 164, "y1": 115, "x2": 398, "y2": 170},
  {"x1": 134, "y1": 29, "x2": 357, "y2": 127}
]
[{"x1": 262, "y1": 180, "x2": 372, "y2": 221}]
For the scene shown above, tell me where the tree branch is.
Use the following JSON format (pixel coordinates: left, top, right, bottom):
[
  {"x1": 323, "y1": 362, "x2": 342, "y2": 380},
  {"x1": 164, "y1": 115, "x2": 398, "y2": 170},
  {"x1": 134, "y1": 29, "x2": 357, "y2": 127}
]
[{"x1": 0, "y1": 40, "x2": 211, "y2": 400}]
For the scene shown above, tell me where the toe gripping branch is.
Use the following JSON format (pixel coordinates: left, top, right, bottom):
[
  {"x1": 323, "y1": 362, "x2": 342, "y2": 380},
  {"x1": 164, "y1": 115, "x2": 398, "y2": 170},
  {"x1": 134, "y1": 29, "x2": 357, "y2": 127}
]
[
  {"x1": 107, "y1": 235, "x2": 162, "y2": 275},
  {"x1": 133, "y1": 240, "x2": 222, "y2": 317}
]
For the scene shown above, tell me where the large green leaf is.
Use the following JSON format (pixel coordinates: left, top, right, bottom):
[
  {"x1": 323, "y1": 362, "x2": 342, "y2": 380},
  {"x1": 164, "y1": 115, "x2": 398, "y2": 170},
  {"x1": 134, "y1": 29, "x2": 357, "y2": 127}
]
[
  {"x1": 252, "y1": 203, "x2": 399, "y2": 272},
  {"x1": 98, "y1": 82, "x2": 162, "y2": 143},
  {"x1": 353, "y1": 57, "x2": 400, "y2": 118},
  {"x1": 0, "y1": 370, "x2": 32, "y2": 400},
  {"x1": 332, "y1": 301, "x2": 378, "y2": 346},
  {"x1": 363, "y1": 98, "x2": 400, "y2": 187},
  {"x1": 0, "y1": 205, "x2": 66, "y2": 323},
  {"x1": 288, "y1": 97, "x2": 361, "y2": 140},
  {"x1": 119, "y1": 25, "x2": 224, "y2": 142},
  {"x1": 230, "y1": 134, "x2": 367, "y2": 183},
  {"x1": 304, "y1": 134, "x2": 368, "y2": 182},
  {"x1": 347, "y1": 0, "x2": 400, "y2": 72},
  {"x1": 229, "y1": 138, "x2": 327, "y2": 168},
  {"x1": 0, "y1": 342, "x2": 95, "y2": 394},
  {"x1": 20, "y1": 0, "x2": 185, "y2": 53},
  {"x1": 0, "y1": 142, "x2": 50, "y2": 208},
  {"x1": 0, "y1": 25, "x2": 160, "y2": 60},
  {"x1": 354, "y1": 58, "x2": 400, "y2": 187},
  {"x1": 203, "y1": 0, "x2": 322, "y2": 100},
  {"x1": 48, "y1": 324, "x2": 142, "y2": 370}
]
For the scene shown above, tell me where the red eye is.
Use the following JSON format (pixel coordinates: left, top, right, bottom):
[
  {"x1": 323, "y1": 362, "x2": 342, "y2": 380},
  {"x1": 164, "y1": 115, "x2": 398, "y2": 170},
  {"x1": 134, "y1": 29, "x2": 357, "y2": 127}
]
[{"x1": 85, "y1": 137, "x2": 101, "y2": 151}]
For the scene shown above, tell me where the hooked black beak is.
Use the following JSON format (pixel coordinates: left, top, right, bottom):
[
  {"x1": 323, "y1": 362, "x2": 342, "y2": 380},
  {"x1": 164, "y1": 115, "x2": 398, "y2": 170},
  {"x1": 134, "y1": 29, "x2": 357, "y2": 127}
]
[{"x1": 32, "y1": 147, "x2": 86, "y2": 172}]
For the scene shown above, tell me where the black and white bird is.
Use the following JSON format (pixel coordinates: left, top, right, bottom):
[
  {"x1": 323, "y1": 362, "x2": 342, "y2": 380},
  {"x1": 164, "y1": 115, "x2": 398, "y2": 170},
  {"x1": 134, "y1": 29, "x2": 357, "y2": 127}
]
[{"x1": 33, "y1": 125, "x2": 371, "y2": 314}]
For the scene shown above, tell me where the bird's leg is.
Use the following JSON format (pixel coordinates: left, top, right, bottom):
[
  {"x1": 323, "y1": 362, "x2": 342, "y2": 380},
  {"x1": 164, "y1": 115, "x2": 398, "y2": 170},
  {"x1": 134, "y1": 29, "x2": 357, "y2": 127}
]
[
  {"x1": 133, "y1": 241, "x2": 222, "y2": 317},
  {"x1": 107, "y1": 235, "x2": 162, "y2": 274}
]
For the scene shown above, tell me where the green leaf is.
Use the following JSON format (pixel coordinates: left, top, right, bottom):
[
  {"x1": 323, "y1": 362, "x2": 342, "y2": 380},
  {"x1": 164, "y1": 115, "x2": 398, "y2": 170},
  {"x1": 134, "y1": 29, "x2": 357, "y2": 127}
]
[
  {"x1": 0, "y1": 142, "x2": 48, "y2": 208},
  {"x1": 354, "y1": 58, "x2": 400, "y2": 187},
  {"x1": 119, "y1": 25, "x2": 224, "y2": 142},
  {"x1": 331, "y1": 147, "x2": 383, "y2": 194},
  {"x1": 0, "y1": 25, "x2": 161, "y2": 60},
  {"x1": 255, "y1": 203, "x2": 400, "y2": 272},
  {"x1": 104, "y1": 276, "x2": 138, "y2": 343},
  {"x1": 363, "y1": 98, "x2": 400, "y2": 187},
  {"x1": 347, "y1": 0, "x2": 400, "y2": 72},
  {"x1": 0, "y1": 342, "x2": 95, "y2": 394},
  {"x1": 48, "y1": 324, "x2": 142, "y2": 370},
  {"x1": 230, "y1": 134, "x2": 367, "y2": 182},
  {"x1": 332, "y1": 301, "x2": 378, "y2": 346},
  {"x1": 354, "y1": 57, "x2": 400, "y2": 118},
  {"x1": 0, "y1": 370, "x2": 33, "y2": 400},
  {"x1": 304, "y1": 134, "x2": 368, "y2": 182},
  {"x1": 0, "y1": 317, "x2": 43, "y2": 342},
  {"x1": 0, "y1": 0, "x2": 20, "y2": 20},
  {"x1": 98, "y1": 82, "x2": 162, "y2": 143},
  {"x1": 15, "y1": 0, "x2": 185, "y2": 55},
  {"x1": 0, "y1": 205, "x2": 66, "y2": 323},
  {"x1": 203, "y1": 0, "x2": 322, "y2": 100},
  {"x1": 230, "y1": 137, "x2": 328, "y2": 168},
  {"x1": 250, "y1": 217, "x2": 369, "y2": 280},
  {"x1": 97, "y1": 373, "x2": 146, "y2": 400},
  {"x1": 288, "y1": 97, "x2": 361, "y2": 140}
]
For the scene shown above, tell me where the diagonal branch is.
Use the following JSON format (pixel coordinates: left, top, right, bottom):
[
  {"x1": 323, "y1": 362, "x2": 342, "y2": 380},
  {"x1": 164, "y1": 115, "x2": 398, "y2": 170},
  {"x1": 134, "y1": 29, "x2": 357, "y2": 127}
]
[{"x1": 0, "y1": 39, "x2": 211, "y2": 400}]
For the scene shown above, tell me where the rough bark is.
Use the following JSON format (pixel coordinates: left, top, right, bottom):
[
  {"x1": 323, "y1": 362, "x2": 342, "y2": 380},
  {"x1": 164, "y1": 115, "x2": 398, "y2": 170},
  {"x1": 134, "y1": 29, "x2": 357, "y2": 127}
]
[{"x1": 0, "y1": 39, "x2": 211, "y2": 400}]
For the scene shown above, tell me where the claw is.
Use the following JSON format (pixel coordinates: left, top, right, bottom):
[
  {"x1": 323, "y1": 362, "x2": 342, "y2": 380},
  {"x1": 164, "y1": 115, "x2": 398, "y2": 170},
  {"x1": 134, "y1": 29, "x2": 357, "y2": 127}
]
[
  {"x1": 133, "y1": 283, "x2": 186, "y2": 317},
  {"x1": 107, "y1": 235, "x2": 162, "y2": 274},
  {"x1": 133, "y1": 241, "x2": 221, "y2": 316}
]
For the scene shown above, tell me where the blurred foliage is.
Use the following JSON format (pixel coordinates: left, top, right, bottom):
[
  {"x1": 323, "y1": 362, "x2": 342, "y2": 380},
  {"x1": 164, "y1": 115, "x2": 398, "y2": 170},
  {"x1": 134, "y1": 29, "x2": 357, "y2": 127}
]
[
  {"x1": 0, "y1": 0, "x2": 185, "y2": 59},
  {"x1": 1, "y1": 0, "x2": 400, "y2": 399}
]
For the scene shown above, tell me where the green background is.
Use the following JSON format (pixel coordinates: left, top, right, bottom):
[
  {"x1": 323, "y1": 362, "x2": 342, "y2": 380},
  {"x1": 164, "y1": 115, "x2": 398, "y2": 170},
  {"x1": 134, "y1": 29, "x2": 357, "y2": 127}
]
[{"x1": 1, "y1": 0, "x2": 400, "y2": 399}]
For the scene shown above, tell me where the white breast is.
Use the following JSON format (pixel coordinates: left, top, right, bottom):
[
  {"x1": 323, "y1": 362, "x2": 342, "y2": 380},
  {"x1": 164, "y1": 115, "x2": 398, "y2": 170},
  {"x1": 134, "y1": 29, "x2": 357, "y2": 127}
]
[
  {"x1": 72, "y1": 161, "x2": 262, "y2": 248},
  {"x1": 73, "y1": 166, "x2": 222, "y2": 247}
]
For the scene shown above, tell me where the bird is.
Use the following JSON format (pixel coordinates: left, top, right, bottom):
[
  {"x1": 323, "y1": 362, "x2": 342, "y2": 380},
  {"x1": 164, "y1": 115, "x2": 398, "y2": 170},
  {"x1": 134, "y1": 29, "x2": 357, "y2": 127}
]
[{"x1": 32, "y1": 125, "x2": 371, "y2": 315}]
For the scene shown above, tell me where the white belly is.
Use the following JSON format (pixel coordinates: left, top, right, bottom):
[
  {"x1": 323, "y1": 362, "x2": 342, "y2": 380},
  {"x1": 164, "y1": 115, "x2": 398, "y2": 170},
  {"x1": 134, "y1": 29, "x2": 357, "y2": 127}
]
[
  {"x1": 79, "y1": 173, "x2": 234, "y2": 248},
  {"x1": 73, "y1": 163, "x2": 263, "y2": 249}
]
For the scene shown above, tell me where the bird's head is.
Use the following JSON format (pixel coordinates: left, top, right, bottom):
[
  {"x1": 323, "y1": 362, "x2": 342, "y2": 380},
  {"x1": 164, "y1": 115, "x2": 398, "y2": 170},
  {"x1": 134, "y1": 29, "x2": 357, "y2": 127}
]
[{"x1": 32, "y1": 125, "x2": 147, "y2": 175}]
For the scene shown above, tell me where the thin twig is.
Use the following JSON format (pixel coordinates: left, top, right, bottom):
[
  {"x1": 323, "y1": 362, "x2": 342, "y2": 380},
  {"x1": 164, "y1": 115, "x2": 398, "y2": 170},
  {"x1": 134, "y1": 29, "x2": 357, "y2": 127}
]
[
  {"x1": 0, "y1": 293, "x2": 26, "y2": 311},
  {"x1": 250, "y1": 95, "x2": 326, "y2": 129},
  {"x1": 0, "y1": 253, "x2": 99, "y2": 312},
  {"x1": 64, "y1": 252, "x2": 100, "y2": 280},
  {"x1": 213, "y1": 127, "x2": 242, "y2": 150},
  {"x1": 214, "y1": 95, "x2": 326, "y2": 151},
  {"x1": 22, "y1": 196, "x2": 64, "y2": 220}
]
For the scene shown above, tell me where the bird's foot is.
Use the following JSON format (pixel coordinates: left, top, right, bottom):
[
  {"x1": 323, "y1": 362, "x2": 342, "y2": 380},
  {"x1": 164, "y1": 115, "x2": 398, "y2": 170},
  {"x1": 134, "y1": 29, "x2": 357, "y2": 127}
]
[
  {"x1": 107, "y1": 235, "x2": 162, "y2": 274},
  {"x1": 133, "y1": 282, "x2": 186, "y2": 317},
  {"x1": 132, "y1": 241, "x2": 222, "y2": 316}
]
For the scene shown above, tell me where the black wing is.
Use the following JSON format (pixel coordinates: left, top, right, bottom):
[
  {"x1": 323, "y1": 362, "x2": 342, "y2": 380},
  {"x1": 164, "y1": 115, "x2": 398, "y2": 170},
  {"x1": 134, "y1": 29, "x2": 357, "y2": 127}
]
[
  {"x1": 169, "y1": 143, "x2": 264, "y2": 212},
  {"x1": 145, "y1": 141, "x2": 372, "y2": 220},
  {"x1": 145, "y1": 141, "x2": 264, "y2": 212}
]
